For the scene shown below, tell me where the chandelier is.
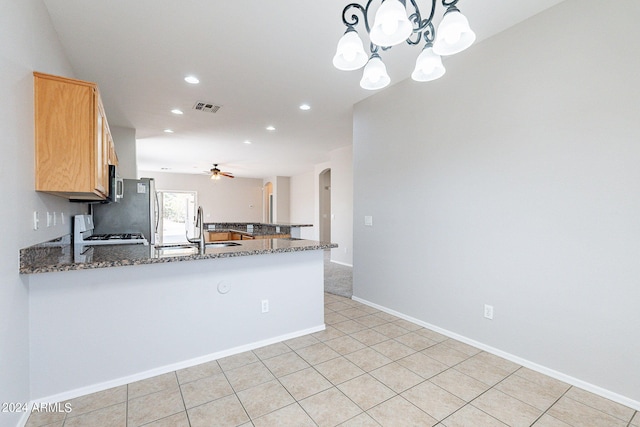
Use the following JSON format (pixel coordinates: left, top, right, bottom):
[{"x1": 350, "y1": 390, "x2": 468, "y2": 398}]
[{"x1": 333, "y1": 0, "x2": 475, "y2": 90}]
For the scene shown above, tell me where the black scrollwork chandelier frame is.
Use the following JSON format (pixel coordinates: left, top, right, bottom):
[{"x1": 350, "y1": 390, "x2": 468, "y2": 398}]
[
  {"x1": 333, "y1": 0, "x2": 474, "y2": 90},
  {"x1": 341, "y1": 0, "x2": 462, "y2": 54}
]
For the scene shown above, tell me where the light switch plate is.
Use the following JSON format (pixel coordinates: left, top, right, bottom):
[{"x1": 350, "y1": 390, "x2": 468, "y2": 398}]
[{"x1": 364, "y1": 216, "x2": 373, "y2": 226}]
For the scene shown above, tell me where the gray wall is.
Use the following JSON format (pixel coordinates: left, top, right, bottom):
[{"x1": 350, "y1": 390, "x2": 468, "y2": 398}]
[
  {"x1": 1, "y1": 1, "x2": 85, "y2": 425},
  {"x1": 330, "y1": 146, "x2": 353, "y2": 265},
  {"x1": 353, "y1": 0, "x2": 640, "y2": 405},
  {"x1": 111, "y1": 126, "x2": 137, "y2": 179},
  {"x1": 29, "y1": 251, "x2": 324, "y2": 400},
  {"x1": 289, "y1": 146, "x2": 354, "y2": 265},
  {"x1": 141, "y1": 171, "x2": 263, "y2": 223},
  {"x1": 275, "y1": 176, "x2": 291, "y2": 223},
  {"x1": 289, "y1": 171, "x2": 315, "y2": 227}
]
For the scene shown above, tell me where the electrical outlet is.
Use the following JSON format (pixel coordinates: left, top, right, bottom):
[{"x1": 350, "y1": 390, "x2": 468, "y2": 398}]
[
  {"x1": 261, "y1": 299, "x2": 269, "y2": 313},
  {"x1": 484, "y1": 304, "x2": 494, "y2": 320},
  {"x1": 33, "y1": 211, "x2": 39, "y2": 230},
  {"x1": 46, "y1": 212, "x2": 52, "y2": 227},
  {"x1": 53, "y1": 212, "x2": 57, "y2": 226}
]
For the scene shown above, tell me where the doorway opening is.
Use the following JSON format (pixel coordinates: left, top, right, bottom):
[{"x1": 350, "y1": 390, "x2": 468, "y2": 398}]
[
  {"x1": 264, "y1": 182, "x2": 273, "y2": 223},
  {"x1": 319, "y1": 169, "x2": 331, "y2": 243},
  {"x1": 157, "y1": 190, "x2": 197, "y2": 244}
]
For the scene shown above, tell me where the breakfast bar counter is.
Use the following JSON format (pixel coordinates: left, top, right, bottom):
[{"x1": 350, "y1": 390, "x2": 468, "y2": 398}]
[
  {"x1": 20, "y1": 236, "x2": 335, "y2": 274},
  {"x1": 22, "y1": 235, "x2": 333, "y2": 400}
]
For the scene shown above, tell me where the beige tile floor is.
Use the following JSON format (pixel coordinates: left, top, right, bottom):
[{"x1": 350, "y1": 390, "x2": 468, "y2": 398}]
[{"x1": 26, "y1": 293, "x2": 639, "y2": 427}]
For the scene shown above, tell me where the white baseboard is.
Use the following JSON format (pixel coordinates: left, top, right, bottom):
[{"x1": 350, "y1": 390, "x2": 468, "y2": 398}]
[
  {"x1": 17, "y1": 411, "x2": 30, "y2": 427},
  {"x1": 25, "y1": 324, "x2": 325, "y2": 413},
  {"x1": 330, "y1": 260, "x2": 353, "y2": 267},
  {"x1": 352, "y1": 295, "x2": 640, "y2": 412}
]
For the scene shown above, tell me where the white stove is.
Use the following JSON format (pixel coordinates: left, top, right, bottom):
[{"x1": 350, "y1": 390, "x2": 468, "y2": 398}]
[{"x1": 74, "y1": 215, "x2": 148, "y2": 246}]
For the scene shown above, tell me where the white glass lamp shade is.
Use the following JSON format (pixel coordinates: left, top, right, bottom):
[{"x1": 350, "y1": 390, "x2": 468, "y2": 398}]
[
  {"x1": 369, "y1": 0, "x2": 413, "y2": 47},
  {"x1": 360, "y1": 55, "x2": 391, "y2": 90},
  {"x1": 333, "y1": 28, "x2": 368, "y2": 71},
  {"x1": 433, "y1": 9, "x2": 476, "y2": 56},
  {"x1": 411, "y1": 46, "x2": 446, "y2": 82}
]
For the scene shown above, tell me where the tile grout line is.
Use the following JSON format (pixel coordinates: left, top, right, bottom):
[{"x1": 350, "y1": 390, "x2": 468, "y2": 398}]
[
  {"x1": 528, "y1": 386, "x2": 572, "y2": 427},
  {"x1": 562, "y1": 391, "x2": 637, "y2": 425},
  {"x1": 173, "y1": 370, "x2": 192, "y2": 427},
  {"x1": 249, "y1": 342, "x2": 326, "y2": 425},
  {"x1": 31, "y1": 293, "x2": 637, "y2": 427},
  {"x1": 216, "y1": 357, "x2": 253, "y2": 425},
  {"x1": 334, "y1": 300, "x2": 532, "y2": 426},
  {"x1": 125, "y1": 382, "x2": 129, "y2": 427},
  {"x1": 314, "y1": 302, "x2": 462, "y2": 426},
  {"x1": 332, "y1": 298, "x2": 578, "y2": 427},
  {"x1": 254, "y1": 320, "x2": 396, "y2": 425},
  {"x1": 262, "y1": 344, "x2": 323, "y2": 427}
]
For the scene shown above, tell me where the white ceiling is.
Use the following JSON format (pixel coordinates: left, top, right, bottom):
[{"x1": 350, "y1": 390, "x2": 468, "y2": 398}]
[{"x1": 42, "y1": 0, "x2": 565, "y2": 179}]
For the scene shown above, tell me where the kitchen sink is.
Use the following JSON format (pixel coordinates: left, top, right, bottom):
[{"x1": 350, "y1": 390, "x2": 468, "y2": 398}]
[
  {"x1": 154, "y1": 244, "x2": 199, "y2": 257},
  {"x1": 206, "y1": 241, "x2": 242, "y2": 248},
  {"x1": 154, "y1": 242, "x2": 241, "y2": 257}
]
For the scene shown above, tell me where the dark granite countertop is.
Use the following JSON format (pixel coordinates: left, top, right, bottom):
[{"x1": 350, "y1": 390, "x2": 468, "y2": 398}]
[
  {"x1": 207, "y1": 228, "x2": 291, "y2": 238},
  {"x1": 204, "y1": 222, "x2": 311, "y2": 237},
  {"x1": 205, "y1": 222, "x2": 313, "y2": 228},
  {"x1": 20, "y1": 236, "x2": 336, "y2": 274}
]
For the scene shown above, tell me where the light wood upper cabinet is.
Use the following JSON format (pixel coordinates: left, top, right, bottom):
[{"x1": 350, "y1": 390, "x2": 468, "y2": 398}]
[{"x1": 34, "y1": 72, "x2": 117, "y2": 201}]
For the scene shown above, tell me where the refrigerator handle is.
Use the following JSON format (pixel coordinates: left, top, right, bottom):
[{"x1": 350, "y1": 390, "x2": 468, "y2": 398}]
[{"x1": 155, "y1": 192, "x2": 160, "y2": 233}]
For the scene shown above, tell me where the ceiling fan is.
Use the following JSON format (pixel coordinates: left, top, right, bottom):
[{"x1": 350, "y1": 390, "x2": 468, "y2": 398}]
[{"x1": 209, "y1": 164, "x2": 234, "y2": 180}]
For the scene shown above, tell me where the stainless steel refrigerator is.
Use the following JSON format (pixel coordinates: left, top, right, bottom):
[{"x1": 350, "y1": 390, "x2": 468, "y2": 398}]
[{"x1": 92, "y1": 178, "x2": 159, "y2": 244}]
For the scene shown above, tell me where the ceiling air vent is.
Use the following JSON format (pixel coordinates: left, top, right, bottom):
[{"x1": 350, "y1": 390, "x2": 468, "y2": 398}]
[{"x1": 193, "y1": 101, "x2": 222, "y2": 113}]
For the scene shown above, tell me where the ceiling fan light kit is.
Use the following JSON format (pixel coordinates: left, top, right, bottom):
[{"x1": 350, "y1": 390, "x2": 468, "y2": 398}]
[
  {"x1": 333, "y1": 0, "x2": 475, "y2": 90},
  {"x1": 209, "y1": 164, "x2": 234, "y2": 180}
]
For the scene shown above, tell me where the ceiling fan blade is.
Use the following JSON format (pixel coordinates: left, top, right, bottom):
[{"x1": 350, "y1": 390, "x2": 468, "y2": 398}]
[{"x1": 220, "y1": 172, "x2": 234, "y2": 178}]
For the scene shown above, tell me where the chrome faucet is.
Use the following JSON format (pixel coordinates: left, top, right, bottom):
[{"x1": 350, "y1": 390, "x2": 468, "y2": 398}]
[{"x1": 186, "y1": 206, "x2": 205, "y2": 252}]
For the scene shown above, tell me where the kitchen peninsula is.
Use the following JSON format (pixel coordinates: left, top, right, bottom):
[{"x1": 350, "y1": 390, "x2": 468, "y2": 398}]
[
  {"x1": 204, "y1": 222, "x2": 310, "y2": 241},
  {"x1": 21, "y1": 236, "x2": 335, "y2": 402}
]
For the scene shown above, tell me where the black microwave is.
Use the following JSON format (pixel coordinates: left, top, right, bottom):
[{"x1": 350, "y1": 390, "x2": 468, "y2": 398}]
[
  {"x1": 105, "y1": 164, "x2": 124, "y2": 203},
  {"x1": 70, "y1": 164, "x2": 123, "y2": 204}
]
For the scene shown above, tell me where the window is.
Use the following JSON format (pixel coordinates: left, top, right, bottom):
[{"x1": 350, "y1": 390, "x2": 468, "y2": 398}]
[{"x1": 157, "y1": 191, "x2": 197, "y2": 244}]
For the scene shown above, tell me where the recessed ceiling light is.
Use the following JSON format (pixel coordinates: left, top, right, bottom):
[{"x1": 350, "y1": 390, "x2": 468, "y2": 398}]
[
  {"x1": 266, "y1": 125, "x2": 276, "y2": 131},
  {"x1": 184, "y1": 76, "x2": 199, "y2": 84},
  {"x1": 244, "y1": 140, "x2": 252, "y2": 144},
  {"x1": 164, "y1": 129, "x2": 174, "y2": 133},
  {"x1": 299, "y1": 104, "x2": 311, "y2": 111},
  {"x1": 171, "y1": 109, "x2": 184, "y2": 115},
  {"x1": 160, "y1": 167, "x2": 171, "y2": 170}
]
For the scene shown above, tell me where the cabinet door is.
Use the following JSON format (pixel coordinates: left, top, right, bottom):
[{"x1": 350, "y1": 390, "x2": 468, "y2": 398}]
[
  {"x1": 209, "y1": 232, "x2": 230, "y2": 241},
  {"x1": 107, "y1": 132, "x2": 118, "y2": 166},
  {"x1": 34, "y1": 72, "x2": 112, "y2": 200},
  {"x1": 95, "y1": 100, "x2": 107, "y2": 195}
]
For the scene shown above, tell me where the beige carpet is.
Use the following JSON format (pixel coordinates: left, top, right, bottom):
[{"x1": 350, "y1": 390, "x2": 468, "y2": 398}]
[{"x1": 324, "y1": 250, "x2": 352, "y2": 298}]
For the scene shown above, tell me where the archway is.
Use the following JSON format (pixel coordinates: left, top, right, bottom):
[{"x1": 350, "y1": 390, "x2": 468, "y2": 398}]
[
  {"x1": 319, "y1": 169, "x2": 331, "y2": 242},
  {"x1": 263, "y1": 182, "x2": 273, "y2": 223}
]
